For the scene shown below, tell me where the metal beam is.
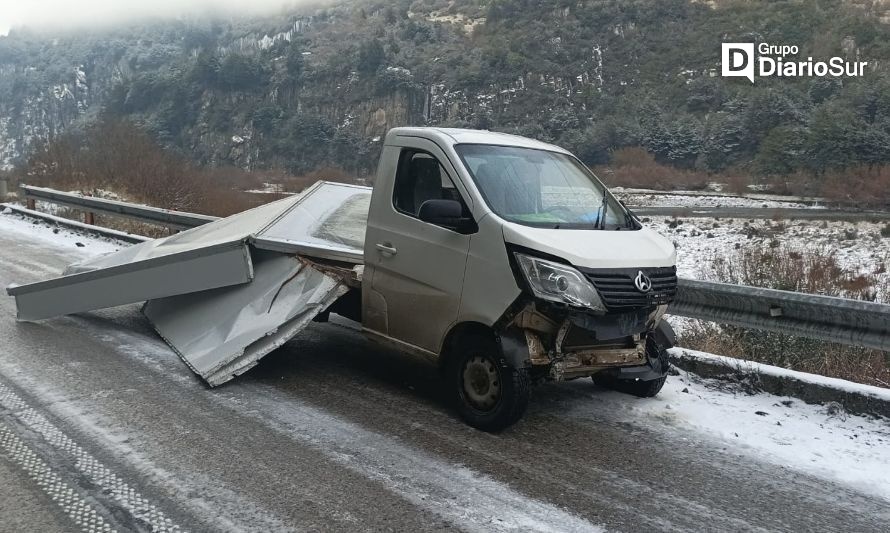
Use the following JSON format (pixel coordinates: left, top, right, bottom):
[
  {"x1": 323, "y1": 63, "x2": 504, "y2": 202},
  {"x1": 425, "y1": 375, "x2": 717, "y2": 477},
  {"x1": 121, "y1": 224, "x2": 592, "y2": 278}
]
[
  {"x1": 7, "y1": 242, "x2": 253, "y2": 321},
  {"x1": 20, "y1": 185, "x2": 218, "y2": 229},
  {"x1": 669, "y1": 279, "x2": 890, "y2": 352},
  {"x1": 633, "y1": 206, "x2": 890, "y2": 221}
]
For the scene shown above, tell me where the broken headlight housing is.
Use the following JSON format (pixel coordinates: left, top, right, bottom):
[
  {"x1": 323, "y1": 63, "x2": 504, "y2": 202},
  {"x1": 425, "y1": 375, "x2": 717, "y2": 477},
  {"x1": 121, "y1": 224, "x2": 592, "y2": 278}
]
[{"x1": 514, "y1": 253, "x2": 605, "y2": 312}]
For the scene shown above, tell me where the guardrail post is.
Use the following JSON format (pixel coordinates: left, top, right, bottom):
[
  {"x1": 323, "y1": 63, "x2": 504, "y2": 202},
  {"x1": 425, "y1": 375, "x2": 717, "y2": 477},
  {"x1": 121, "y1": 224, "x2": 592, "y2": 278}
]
[
  {"x1": 84, "y1": 211, "x2": 95, "y2": 225},
  {"x1": 0, "y1": 178, "x2": 7, "y2": 200},
  {"x1": 26, "y1": 197, "x2": 35, "y2": 210}
]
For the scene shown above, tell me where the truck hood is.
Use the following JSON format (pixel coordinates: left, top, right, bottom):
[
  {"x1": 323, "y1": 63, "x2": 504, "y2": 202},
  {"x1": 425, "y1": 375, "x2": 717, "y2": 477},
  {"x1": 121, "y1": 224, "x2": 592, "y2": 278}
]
[{"x1": 502, "y1": 222, "x2": 676, "y2": 270}]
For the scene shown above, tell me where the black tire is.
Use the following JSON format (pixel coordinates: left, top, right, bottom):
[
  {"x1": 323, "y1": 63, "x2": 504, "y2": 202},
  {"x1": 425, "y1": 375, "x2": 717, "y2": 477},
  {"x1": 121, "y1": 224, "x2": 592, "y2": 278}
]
[
  {"x1": 593, "y1": 334, "x2": 668, "y2": 398},
  {"x1": 448, "y1": 332, "x2": 530, "y2": 432}
]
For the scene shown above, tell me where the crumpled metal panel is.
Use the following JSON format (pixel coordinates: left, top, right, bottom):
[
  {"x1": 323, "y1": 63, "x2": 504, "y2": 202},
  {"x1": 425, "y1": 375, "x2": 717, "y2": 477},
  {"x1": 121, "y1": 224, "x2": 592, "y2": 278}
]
[{"x1": 143, "y1": 252, "x2": 350, "y2": 386}]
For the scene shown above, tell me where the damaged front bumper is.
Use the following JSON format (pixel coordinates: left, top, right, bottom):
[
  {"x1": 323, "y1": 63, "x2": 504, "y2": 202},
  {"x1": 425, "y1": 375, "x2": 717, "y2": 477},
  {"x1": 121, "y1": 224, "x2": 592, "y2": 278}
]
[{"x1": 503, "y1": 301, "x2": 672, "y2": 382}]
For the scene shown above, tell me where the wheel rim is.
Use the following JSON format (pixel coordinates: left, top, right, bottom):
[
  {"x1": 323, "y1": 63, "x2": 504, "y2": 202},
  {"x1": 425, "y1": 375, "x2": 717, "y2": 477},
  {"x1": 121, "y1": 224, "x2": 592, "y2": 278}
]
[{"x1": 462, "y1": 355, "x2": 500, "y2": 410}]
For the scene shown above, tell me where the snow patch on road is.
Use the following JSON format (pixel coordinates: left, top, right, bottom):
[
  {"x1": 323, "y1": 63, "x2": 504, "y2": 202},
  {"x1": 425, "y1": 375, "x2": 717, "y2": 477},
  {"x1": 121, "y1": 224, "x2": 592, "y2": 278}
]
[
  {"x1": 567, "y1": 370, "x2": 890, "y2": 501},
  {"x1": 229, "y1": 383, "x2": 604, "y2": 533},
  {"x1": 0, "y1": 352, "x2": 301, "y2": 533},
  {"x1": 0, "y1": 380, "x2": 182, "y2": 532},
  {"x1": 51, "y1": 322, "x2": 603, "y2": 533}
]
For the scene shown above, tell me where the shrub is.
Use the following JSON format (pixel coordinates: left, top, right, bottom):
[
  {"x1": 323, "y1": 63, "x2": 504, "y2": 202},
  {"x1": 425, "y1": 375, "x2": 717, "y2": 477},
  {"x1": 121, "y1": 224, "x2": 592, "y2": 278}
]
[
  {"x1": 593, "y1": 146, "x2": 710, "y2": 190},
  {"x1": 820, "y1": 165, "x2": 890, "y2": 208},
  {"x1": 679, "y1": 244, "x2": 890, "y2": 388}
]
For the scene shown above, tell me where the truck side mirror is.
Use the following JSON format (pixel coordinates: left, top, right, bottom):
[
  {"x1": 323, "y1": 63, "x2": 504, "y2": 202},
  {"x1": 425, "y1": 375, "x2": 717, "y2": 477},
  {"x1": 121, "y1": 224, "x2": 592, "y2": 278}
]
[{"x1": 418, "y1": 199, "x2": 477, "y2": 234}]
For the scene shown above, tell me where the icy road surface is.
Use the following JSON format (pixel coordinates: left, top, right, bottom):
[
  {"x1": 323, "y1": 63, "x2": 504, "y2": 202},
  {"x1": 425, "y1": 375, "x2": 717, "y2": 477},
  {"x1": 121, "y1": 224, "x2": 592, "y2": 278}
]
[{"x1": 0, "y1": 211, "x2": 889, "y2": 532}]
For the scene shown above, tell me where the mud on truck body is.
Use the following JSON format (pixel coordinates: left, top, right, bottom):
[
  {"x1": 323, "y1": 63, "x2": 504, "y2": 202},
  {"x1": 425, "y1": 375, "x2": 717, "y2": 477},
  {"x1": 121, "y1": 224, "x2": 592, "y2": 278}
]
[{"x1": 8, "y1": 127, "x2": 678, "y2": 431}]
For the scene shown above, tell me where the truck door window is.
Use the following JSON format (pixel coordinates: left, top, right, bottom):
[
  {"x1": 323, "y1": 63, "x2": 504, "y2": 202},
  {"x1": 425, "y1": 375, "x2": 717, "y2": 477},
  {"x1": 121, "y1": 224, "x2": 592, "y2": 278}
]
[{"x1": 393, "y1": 150, "x2": 466, "y2": 218}]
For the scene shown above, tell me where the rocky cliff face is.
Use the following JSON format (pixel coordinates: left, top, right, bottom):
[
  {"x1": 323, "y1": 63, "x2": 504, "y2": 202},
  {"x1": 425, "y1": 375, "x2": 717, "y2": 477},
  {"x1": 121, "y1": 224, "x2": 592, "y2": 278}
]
[{"x1": 1, "y1": 0, "x2": 888, "y2": 177}]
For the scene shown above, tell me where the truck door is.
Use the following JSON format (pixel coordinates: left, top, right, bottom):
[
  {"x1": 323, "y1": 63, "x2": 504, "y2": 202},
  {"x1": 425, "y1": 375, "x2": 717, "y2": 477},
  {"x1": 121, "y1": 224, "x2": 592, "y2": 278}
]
[{"x1": 363, "y1": 143, "x2": 473, "y2": 354}]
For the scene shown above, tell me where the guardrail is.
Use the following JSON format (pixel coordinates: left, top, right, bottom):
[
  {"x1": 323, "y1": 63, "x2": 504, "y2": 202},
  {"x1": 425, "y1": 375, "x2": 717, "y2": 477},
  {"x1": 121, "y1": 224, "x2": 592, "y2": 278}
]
[
  {"x1": 670, "y1": 279, "x2": 890, "y2": 352},
  {"x1": 20, "y1": 185, "x2": 218, "y2": 230},
  {"x1": 633, "y1": 206, "x2": 890, "y2": 221},
  {"x1": 9, "y1": 184, "x2": 890, "y2": 352}
]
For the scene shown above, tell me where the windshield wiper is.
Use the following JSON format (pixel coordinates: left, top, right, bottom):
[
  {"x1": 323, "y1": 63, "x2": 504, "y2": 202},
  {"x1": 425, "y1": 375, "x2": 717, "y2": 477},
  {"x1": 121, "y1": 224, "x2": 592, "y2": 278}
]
[{"x1": 596, "y1": 194, "x2": 609, "y2": 230}]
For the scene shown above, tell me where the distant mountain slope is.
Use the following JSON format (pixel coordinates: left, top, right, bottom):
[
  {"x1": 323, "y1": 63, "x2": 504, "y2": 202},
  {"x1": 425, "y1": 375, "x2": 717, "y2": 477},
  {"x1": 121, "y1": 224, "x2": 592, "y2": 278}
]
[{"x1": 1, "y1": 0, "x2": 888, "y2": 178}]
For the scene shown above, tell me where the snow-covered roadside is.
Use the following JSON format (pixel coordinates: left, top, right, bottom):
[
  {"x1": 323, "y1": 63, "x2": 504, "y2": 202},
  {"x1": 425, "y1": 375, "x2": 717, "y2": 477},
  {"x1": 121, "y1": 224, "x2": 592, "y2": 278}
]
[
  {"x1": 612, "y1": 186, "x2": 825, "y2": 205},
  {"x1": 672, "y1": 348, "x2": 890, "y2": 403},
  {"x1": 0, "y1": 209, "x2": 123, "y2": 257},
  {"x1": 615, "y1": 189, "x2": 819, "y2": 209},
  {"x1": 567, "y1": 367, "x2": 890, "y2": 502}
]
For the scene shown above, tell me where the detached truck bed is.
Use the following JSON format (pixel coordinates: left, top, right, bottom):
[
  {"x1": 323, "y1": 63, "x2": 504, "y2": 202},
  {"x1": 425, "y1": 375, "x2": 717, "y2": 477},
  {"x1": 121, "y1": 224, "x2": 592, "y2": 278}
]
[{"x1": 8, "y1": 181, "x2": 373, "y2": 386}]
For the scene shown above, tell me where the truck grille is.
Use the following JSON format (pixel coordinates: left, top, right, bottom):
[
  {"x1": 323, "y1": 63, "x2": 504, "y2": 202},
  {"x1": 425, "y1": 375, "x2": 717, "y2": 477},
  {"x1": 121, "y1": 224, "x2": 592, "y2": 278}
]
[{"x1": 581, "y1": 266, "x2": 677, "y2": 310}]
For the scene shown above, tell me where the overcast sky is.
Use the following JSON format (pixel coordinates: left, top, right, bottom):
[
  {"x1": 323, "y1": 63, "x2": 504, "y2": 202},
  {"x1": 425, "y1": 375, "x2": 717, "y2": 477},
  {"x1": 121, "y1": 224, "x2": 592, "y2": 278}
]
[{"x1": 0, "y1": 1, "x2": 302, "y2": 36}]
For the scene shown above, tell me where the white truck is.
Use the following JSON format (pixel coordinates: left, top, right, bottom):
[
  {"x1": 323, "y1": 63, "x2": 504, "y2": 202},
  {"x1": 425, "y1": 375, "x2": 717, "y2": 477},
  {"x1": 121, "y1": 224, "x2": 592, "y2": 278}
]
[{"x1": 8, "y1": 127, "x2": 678, "y2": 431}]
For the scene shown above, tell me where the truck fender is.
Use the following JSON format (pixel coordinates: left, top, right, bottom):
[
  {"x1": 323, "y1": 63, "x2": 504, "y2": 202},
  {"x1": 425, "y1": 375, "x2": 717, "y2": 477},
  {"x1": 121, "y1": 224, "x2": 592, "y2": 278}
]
[
  {"x1": 652, "y1": 320, "x2": 676, "y2": 350},
  {"x1": 497, "y1": 327, "x2": 533, "y2": 369}
]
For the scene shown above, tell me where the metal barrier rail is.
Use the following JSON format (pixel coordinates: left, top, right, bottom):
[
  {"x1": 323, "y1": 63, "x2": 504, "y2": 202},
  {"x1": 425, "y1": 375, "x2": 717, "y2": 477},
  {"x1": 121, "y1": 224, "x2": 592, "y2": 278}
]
[
  {"x1": 12, "y1": 184, "x2": 890, "y2": 351},
  {"x1": 670, "y1": 279, "x2": 890, "y2": 352},
  {"x1": 633, "y1": 206, "x2": 890, "y2": 221},
  {"x1": 20, "y1": 185, "x2": 218, "y2": 230}
]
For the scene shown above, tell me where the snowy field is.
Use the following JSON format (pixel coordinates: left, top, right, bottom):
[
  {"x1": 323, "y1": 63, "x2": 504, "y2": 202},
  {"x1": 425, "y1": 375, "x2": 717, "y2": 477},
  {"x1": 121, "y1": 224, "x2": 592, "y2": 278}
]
[
  {"x1": 650, "y1": 216, "x2": 889, "y2": 281},
  {"x1": 610, "y1": 190, "x2": 890, "y2": 283},
  {"x1": 615, "y1": 189, "x2": 818, "y2": 209}
]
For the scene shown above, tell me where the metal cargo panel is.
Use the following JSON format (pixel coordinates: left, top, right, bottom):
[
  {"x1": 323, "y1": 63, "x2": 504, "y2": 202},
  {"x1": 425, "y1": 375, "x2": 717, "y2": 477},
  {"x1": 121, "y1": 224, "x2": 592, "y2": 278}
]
[
  {"x1": 252, "y1": 182, "x2": 370, "y2": 264},
  {"x1": 143, "y1": 252, "x2": 350, "y2": 386},
  {"x1": 6, "y1": 180, "x2": 369, "y2": 385},
  {"x1": 8, "y1": 242, "x2": 253, "y2": 321}
]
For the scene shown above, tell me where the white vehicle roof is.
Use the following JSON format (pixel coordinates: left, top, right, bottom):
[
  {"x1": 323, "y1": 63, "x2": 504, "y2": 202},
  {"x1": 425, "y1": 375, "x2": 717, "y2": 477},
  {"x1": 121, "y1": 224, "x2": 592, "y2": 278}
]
[{"x1": 386, "y1": 127, "x2": 571, "y2": 155}]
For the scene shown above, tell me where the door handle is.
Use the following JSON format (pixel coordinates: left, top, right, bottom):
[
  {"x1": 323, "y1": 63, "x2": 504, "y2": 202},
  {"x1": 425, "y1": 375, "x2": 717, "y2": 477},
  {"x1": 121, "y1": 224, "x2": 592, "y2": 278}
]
[{"x1": 376, "y1": 243, "x2": 398, "y2": 255}]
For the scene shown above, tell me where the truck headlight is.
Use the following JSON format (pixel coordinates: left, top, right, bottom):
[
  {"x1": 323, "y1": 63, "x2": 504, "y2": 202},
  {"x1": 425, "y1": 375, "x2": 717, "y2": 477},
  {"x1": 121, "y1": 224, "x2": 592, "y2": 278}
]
[{"x1": 514, "y1": 253, "x2": 605, "y2": 311}]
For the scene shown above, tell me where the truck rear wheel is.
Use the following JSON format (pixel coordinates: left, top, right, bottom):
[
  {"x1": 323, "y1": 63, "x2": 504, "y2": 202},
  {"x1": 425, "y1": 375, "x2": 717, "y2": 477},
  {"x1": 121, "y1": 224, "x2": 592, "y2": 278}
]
[{"x1": 449, "y1": 333, "x2": 529, "y2": 432}]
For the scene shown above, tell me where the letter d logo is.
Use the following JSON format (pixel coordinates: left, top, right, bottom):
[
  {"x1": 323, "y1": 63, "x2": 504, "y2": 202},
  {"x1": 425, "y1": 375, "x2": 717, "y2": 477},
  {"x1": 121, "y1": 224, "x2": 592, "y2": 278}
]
[{"x1": 722, "y1": 43, "x2": 755, "y2": 83}]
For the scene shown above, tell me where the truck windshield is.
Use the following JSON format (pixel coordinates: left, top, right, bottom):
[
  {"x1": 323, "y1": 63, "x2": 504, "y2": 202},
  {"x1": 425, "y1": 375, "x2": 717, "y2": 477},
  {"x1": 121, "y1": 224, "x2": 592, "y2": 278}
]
[{"x1": 455, "y1": 144, "x2": 637, "y2": 230}]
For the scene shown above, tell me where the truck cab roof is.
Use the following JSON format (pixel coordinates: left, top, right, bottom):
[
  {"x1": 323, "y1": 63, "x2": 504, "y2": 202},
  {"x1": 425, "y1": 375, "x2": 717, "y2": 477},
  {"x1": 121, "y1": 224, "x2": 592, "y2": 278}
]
[{"x1": 386, "y1": 127, "x2": 571, "y2": 155}]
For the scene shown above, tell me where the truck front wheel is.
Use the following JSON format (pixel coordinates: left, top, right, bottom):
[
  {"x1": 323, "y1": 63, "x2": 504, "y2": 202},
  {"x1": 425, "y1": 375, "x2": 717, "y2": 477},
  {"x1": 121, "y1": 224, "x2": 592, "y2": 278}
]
[
  {"x1": 593, "y1": 374, "x2": 666, "y2": 398},
  {"x1": 593, "y1": 333, "x2": 668, "y2": 398},
  {"x1": 449, "y1": 333, "x2": 530, "y2": 432}
]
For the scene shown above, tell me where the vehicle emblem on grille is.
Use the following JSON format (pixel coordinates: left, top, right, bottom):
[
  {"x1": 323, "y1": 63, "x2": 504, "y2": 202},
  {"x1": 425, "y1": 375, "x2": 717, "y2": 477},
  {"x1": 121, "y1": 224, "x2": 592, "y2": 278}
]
[{"x1": 634, "y1": 271, "x2": 652, "y2": 293}]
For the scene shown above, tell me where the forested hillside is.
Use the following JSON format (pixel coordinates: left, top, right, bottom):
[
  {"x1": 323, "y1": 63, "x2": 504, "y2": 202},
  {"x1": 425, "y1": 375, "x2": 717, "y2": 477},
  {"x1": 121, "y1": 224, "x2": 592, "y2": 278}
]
[{"x1": 1, "y1": 0, "x2": 889, "y2": 188}]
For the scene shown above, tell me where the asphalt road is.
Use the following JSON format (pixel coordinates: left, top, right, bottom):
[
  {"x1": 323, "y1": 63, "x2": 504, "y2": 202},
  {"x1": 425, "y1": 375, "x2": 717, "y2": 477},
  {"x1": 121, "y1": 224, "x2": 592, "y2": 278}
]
[{"x1": 1, "y1": 224, "x2": 889, "y2": 532}]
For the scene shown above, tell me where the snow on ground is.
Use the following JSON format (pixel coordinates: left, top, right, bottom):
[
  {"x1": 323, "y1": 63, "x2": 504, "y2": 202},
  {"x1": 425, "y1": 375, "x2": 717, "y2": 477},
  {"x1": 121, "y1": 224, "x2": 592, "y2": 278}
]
[
  {"x1": 0, "y1": 210, "x2": 123, "y2": 257},
  {"x1": 245, "y1": 182, "x2": 295, "y2": 195},
  {"x1": 646, "y1": 215, "x2": 889, "y2": 281},
  {"x1": 613, "y1": 187, "x2": 824, "y2": 207},
  {"x1": 567, "y1": 365, "x2": 890, "y2": 501},
  {"x1": 674, "y1": 348, "x2": 890, "y2": 402},
  {"x1": 617, "y1": 191, "x2": 816, "y2": 209}
]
